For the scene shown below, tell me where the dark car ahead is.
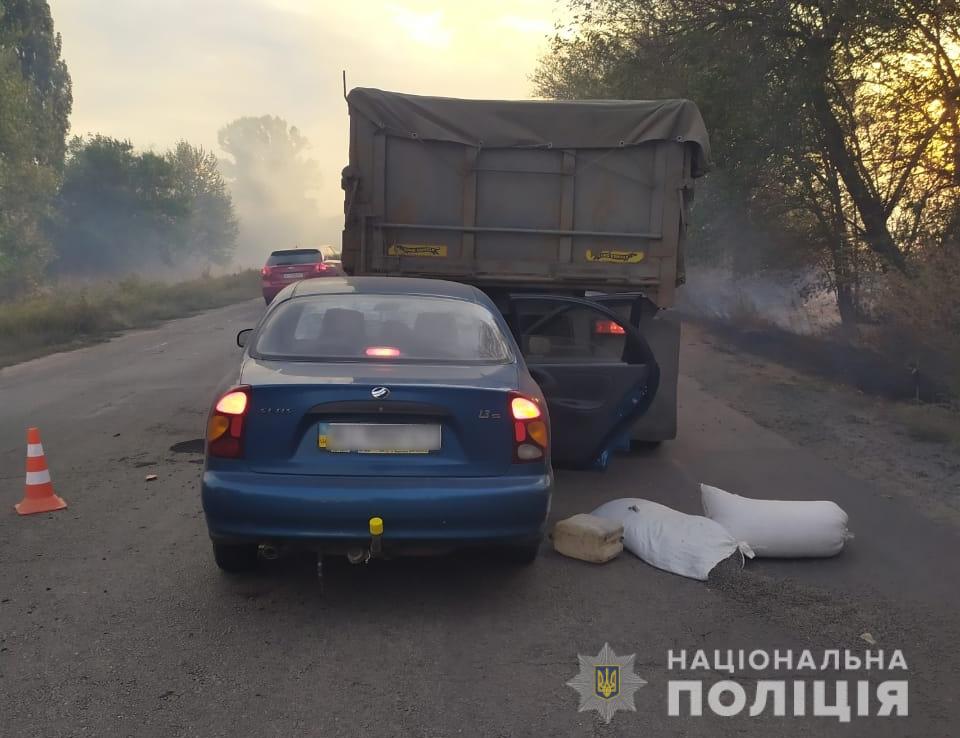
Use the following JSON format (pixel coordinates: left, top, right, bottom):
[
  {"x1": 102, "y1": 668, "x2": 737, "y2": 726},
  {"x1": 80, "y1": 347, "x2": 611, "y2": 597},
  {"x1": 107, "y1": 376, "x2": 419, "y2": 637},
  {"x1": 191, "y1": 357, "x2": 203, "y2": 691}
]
[
  {"x1": 202, "y1": 277, "x2": 658, "y2": 573},
  {"x1": 261, "y1": 248, "x2": 342, "y2": 304}
]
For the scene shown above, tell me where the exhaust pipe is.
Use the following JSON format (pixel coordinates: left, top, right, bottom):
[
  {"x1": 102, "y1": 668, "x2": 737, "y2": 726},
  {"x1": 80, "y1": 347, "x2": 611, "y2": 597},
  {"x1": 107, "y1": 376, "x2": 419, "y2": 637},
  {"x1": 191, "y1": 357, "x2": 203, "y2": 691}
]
[
  {"x1": 346, "y1": 548, "x2": 368, "y2": 565},
  {"x1": 259, "y1": 544, "x2": 281, "y2": 560}
]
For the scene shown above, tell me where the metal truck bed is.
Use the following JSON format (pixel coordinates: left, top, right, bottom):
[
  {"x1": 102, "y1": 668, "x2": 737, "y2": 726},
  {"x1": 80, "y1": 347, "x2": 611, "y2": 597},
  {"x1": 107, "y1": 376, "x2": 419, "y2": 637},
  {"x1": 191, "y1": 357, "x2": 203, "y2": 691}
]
[{"x1": 341, "y1": 88, "x2": 710, "y2": 308}]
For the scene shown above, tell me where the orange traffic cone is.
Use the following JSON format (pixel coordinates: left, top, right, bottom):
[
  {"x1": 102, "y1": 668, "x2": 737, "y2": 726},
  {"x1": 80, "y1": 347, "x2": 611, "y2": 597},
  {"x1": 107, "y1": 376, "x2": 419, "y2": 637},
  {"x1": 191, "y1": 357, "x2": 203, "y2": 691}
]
[{"x1": 15, "y1": 427, "x2": 67, "y2": 515}]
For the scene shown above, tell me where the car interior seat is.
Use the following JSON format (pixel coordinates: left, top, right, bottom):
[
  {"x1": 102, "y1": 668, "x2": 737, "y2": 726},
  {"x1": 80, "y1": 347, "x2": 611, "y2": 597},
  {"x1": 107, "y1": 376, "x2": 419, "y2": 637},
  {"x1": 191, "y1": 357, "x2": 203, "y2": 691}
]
[
  {"x1": 413, "y1": 312, "x2": 460, "y2": 358},
  {"x1": 321, "y1": 308, "x2": 366, "y2": 355}
]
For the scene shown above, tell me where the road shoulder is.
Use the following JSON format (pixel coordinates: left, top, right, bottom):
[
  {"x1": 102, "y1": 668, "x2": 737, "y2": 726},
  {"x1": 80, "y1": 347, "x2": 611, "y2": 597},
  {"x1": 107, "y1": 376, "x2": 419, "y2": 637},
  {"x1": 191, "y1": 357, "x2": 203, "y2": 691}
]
[{"x1": 681, "y1": 321, "x2": 960, "y2": 527}]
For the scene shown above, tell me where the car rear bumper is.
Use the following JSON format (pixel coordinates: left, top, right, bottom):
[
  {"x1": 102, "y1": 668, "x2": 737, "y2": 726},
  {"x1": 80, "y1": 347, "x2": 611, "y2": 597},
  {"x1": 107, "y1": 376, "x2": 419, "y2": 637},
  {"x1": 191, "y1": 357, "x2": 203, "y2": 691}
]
[{"x1": 201, "y1": 469, "x2": 552, "y2": 549}]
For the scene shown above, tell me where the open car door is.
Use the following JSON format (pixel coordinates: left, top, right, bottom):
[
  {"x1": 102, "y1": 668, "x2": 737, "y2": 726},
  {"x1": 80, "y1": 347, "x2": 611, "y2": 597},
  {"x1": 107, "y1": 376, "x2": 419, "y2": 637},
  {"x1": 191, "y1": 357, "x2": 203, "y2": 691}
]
[
  {"x1": 507, "y1": 295, "x2": 660, "y2": 468},
  {"x1": 586, "y1": 293, "x2": 680, "y2": 443}
]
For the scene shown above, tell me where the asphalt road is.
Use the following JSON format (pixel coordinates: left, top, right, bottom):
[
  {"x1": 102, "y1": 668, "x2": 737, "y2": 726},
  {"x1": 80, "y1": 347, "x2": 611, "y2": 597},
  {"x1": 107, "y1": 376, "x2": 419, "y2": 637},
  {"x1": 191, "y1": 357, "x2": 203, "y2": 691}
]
[{"x1": 1, "y1": 300, "x2": 957, "y2": 737}]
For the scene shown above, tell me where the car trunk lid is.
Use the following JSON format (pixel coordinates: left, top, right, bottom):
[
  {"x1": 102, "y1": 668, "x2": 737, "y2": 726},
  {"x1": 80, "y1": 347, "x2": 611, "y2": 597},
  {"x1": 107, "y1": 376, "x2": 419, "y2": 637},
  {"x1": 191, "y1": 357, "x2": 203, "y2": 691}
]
[{"x1": 240, "y1": 359, "x2": 518, "y2": 477}]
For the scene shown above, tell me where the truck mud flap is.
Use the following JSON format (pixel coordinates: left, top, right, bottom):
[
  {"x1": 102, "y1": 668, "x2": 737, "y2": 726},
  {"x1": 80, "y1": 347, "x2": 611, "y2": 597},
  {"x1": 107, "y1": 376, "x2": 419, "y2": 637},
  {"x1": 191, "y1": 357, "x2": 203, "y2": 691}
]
[{"x1": 630, "y1": 313, "x2": 680, "y2": 442}]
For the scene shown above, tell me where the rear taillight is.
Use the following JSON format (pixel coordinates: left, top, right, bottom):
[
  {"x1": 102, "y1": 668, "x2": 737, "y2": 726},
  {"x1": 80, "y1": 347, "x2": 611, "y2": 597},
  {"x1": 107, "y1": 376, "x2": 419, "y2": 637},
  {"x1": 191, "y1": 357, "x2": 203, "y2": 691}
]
[
  {"x1": 594, "y1": 319, "x2": 625, "y2": 335},
  {"x1": 314, "y1": 262, "x2": 329, "y2": 273},
  {"x1": 207, "y1": 386, "x2": 250, "y2": 458},
  {"x1": 260, "y1": 266, "x2": 272, "y2": 278},
  {"x1": 510, "y1": 392, "x2": 548, "y2": 462}
]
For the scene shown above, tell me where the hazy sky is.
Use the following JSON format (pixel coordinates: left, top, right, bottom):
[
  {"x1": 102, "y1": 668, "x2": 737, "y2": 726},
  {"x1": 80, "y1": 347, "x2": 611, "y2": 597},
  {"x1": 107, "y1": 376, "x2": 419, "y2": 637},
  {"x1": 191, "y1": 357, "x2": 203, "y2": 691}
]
[{"x1": 51, "y1": 0, "x2": 563, "y2": 234}]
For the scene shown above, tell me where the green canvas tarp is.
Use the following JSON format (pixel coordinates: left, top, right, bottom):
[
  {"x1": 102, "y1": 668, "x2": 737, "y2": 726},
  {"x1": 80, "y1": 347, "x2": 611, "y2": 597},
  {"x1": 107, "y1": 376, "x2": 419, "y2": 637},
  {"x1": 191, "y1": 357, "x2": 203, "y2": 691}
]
[{"x1": 346, "y1": 87, "x2": 711, "y2": 177}]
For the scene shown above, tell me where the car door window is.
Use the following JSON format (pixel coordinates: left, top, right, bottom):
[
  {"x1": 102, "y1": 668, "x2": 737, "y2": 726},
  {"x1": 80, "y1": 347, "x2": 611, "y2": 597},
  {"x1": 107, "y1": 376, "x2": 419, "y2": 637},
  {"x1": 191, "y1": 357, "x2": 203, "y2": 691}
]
[
  {"x1": 513, "y1": 300, "x2": 628, "y2": 363},
  {"x1": 509, "y1": 295, "x2": 660, "y2": 467},
  {"x1": 586, "y1": 293, "x2": 658, "y2": 330}
]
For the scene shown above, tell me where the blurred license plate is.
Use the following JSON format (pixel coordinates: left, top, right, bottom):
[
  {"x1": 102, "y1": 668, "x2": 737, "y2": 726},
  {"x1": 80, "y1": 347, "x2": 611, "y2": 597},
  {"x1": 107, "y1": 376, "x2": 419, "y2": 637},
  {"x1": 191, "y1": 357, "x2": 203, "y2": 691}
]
[
  {"x1": 318, "y1": 423, "x2": 441, "y2": 454},
  {"x1": 283, "y1": 272, "x2": 303, "y2": 279}
]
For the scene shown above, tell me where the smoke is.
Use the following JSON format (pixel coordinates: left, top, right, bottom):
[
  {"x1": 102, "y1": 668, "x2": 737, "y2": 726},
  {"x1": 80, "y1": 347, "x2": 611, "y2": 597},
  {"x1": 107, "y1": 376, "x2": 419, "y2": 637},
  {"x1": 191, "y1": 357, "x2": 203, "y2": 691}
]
[
  {"x1": 226, "y1": 189, "x2": 344, "y2": 270},
  {"x1": 217, "y1": 115, "x2": 342, "y2": 268},
  {"x1": 680, "y1": 266, "x2": 840, "y2": 335},
  {"x1": 678, "y1": 171, "x2": 842, "y2": 335}
]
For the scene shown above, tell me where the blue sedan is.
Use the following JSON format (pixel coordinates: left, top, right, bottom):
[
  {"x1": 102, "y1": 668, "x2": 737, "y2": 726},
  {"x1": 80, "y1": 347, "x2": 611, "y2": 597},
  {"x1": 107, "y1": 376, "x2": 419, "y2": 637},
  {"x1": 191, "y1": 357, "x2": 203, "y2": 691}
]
[{"x1": 202, "y1": 277, "x2": 658, "y2": 572}]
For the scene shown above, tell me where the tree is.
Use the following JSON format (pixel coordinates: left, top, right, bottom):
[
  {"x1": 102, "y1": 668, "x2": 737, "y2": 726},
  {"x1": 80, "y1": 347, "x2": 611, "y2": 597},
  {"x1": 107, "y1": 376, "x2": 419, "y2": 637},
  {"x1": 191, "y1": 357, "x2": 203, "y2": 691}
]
[
  {"x1": 536, "y1": 0, "x2": 960, "y2": 323},
  {"x1": 218, "y1": 116, "x2": 321, "y2": 259},
  {"x1": 167, "y1": 141, "x2": 239, "y2": 266},
  {"x1": 53, "y1": 137, "x2": 240, "y2": 275},
  {"x1": 0, "y1": 47, "x2": 55, "y2": 294},
  {"x1": 0, "y1": 0, "x2": 71, "y2": 295},
  {"x1": 53, "y1": 136, "x2": 187, "y2": 274},
  {"x1": 0, "y1": 0, "x2": 72, "y2": 169}
]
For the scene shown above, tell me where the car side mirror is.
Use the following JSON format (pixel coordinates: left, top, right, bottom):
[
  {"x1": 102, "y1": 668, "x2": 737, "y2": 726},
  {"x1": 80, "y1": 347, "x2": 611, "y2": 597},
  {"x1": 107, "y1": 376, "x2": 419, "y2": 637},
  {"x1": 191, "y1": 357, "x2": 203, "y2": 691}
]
[{"x1": 236, "y1": 328, "x2": 253, "y2": 348}]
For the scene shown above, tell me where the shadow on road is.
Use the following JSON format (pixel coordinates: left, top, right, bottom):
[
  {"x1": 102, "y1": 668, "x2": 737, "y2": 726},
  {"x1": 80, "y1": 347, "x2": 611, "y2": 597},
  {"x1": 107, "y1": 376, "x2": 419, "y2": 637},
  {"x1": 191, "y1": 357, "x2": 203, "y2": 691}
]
[{"x1": 207, "y1": 549, "x2": 538, "y2": 614}]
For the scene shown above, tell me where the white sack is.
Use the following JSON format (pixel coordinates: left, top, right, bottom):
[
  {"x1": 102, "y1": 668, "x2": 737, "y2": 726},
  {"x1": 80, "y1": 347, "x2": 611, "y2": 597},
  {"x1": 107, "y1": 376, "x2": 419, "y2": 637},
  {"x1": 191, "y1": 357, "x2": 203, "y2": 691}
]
[
  {"x1": 592, "y1": 498, "x2": 753, "y2": 581},
  {"x1": 700, "y1": 484, "x2": 852, "y2": 558}
]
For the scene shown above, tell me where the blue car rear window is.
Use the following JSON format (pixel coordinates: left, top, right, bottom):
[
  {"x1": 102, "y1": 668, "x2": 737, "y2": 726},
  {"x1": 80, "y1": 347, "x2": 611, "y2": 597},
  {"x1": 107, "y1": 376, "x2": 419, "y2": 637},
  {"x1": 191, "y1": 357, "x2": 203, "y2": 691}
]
[{"x1": 253, "y1": 294, "x2": 514, "y2": 363}]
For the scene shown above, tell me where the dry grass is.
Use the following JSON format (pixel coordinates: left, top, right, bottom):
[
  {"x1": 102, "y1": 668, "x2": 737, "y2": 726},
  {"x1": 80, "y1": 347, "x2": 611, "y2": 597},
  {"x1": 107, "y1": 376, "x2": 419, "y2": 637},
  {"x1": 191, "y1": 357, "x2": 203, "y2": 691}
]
[
  {"x1": 890, "y1": 403, "x2": 960, "y2": 446},
  {"x1": 0, "y1": 270, "x2": 259, "y2": 367}
]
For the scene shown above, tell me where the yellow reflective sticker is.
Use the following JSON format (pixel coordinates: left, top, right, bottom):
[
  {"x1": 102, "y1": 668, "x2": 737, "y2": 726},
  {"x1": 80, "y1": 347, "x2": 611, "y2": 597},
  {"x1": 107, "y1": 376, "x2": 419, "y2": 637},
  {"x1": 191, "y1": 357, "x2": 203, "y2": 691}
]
[
  {"x1": 585, "y1": 249, "x2": 645, "y2": 264},
  {"x1": 318, "y1": 435, "x2": 328, "y2": 449},
  {"x1": 388, "y1": 244, "x2": 448, "y2": 257}
]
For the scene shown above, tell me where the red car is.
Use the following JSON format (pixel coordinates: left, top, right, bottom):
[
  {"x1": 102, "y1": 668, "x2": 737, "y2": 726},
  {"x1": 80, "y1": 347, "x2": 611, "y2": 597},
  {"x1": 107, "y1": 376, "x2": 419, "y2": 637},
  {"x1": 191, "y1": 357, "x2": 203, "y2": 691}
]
[{"x1": 261, "y1": 248, "x2": 343, "y2": 304}]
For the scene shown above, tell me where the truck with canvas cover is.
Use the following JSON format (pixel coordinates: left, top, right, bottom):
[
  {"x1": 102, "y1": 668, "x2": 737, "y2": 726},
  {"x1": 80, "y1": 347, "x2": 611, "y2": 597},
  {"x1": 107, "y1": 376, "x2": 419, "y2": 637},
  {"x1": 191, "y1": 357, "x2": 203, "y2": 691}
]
[{"x1": 341, "y1": 88, "x2": 710, "y2": 444}]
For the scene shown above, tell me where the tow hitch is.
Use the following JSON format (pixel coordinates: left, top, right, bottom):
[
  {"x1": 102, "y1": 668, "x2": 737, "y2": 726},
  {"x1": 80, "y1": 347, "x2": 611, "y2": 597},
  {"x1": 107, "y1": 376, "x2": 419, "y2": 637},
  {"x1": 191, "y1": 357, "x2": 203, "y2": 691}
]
[
  {"x1": 317, "y1": 517, "x2": 385, "y2": 589},
  {"x1": 345, "y1": 516, "x2": 385, "y2": 565},
  {"x1": 369, "y1": 516, "x2": 384, "y2": 557}
]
